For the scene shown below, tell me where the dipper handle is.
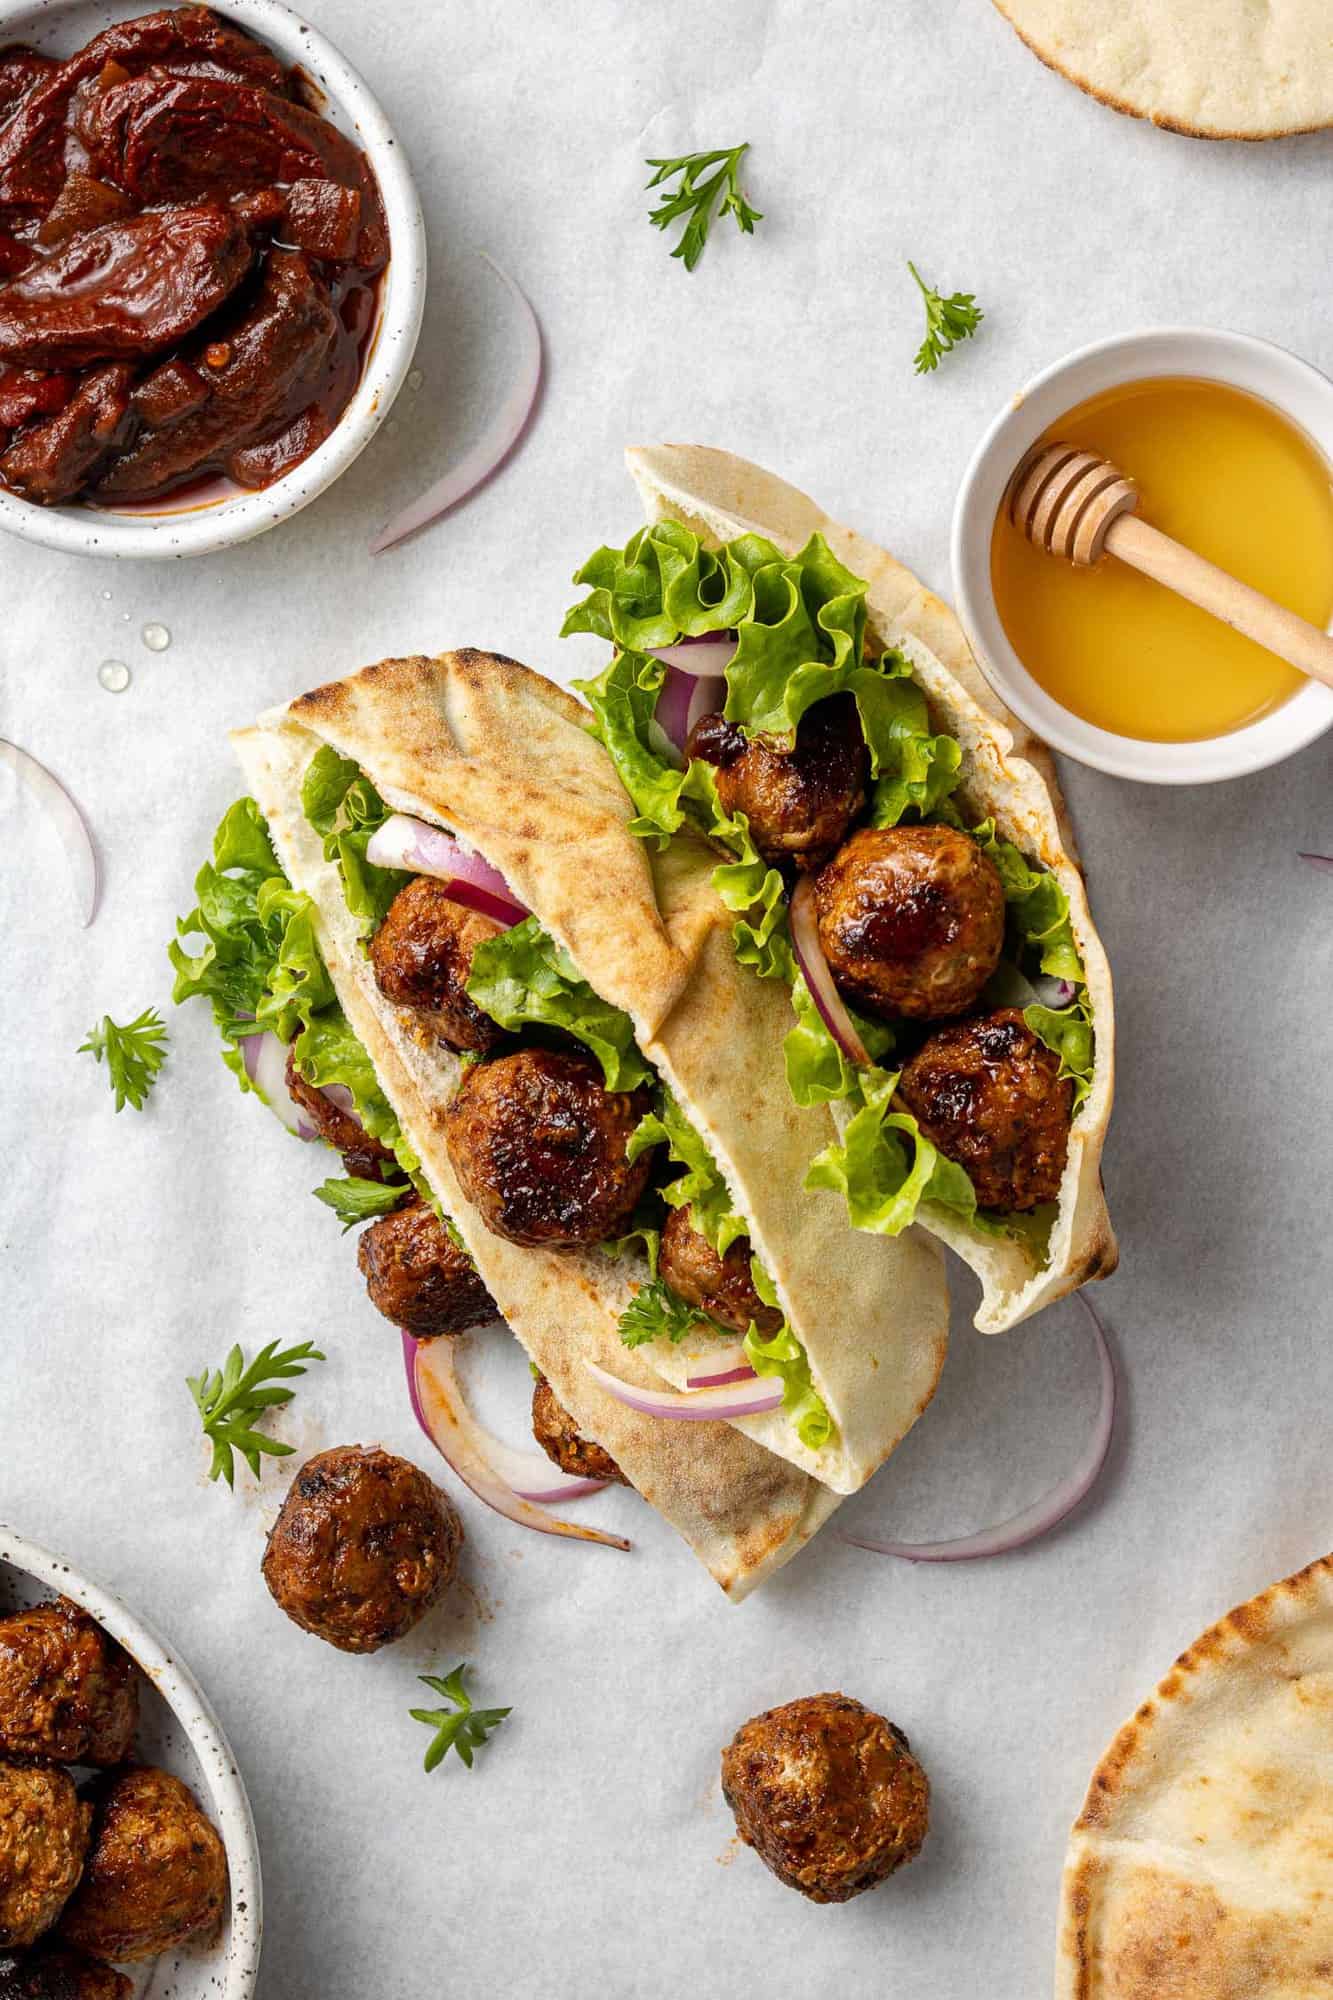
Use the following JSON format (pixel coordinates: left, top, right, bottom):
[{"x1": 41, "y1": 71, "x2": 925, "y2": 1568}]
[{"x1": 1008, "y1": 442, "x2": 1333, "y2": 691}]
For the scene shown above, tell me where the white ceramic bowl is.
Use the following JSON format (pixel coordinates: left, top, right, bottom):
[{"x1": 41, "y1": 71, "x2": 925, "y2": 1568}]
[
  {"x1": 0, "y1": 1522, "x2": 261, "y2": 1998},
  {"x1": 0, "y1": 0, "x2": 426, "y2": 560},
  {"x1": 951, "y1": 328, "x2": 1333, "y2": 784}
]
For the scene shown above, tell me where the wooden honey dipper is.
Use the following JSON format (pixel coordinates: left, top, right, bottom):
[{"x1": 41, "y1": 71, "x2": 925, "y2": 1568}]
[{"x1": 1007, "y1": 443, "x2": 1333, "y2": 690}]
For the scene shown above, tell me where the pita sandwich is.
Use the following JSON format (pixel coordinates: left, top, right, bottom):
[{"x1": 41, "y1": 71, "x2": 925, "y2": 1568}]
[
  {"x1": 565, "y1": 444, "x2": 1116, "y2": 1335},
  {"x1": 1057, "y1": 1553, "x2": 1333, "y2": 1996}
]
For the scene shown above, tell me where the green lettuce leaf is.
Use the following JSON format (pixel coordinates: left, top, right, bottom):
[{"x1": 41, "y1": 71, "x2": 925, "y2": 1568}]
[
  {"x1": 1024, "y1": 990, "x2": 1095, "y2": 1111},
  {"x1": 783, "y1": 973, "x2": 895, "y2": 1107},
  {"x1": 300, "y1": 746, "x2": 403, "y2": 936},
  {"x1": 742, "y1": 1262, "x2": 832, "y2": 1450},
  {"x1": 970, "y1": 818, "x2": 1084, "y2": 983},
  {"x1": 563, "y1": 520, "x2": 755, "y2": 649},
  {"x1": 628, "y1": 1088, "x2": 748, "y2": 1256},
  {"x1": 804, "y1": 1066, "x2": 981, "y2": 1236},
  {"x1": 464, "y1": 917, "x2": 650, "y2": 1091}
]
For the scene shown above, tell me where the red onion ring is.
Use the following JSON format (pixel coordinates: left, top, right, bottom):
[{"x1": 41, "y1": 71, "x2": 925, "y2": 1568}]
[
  {"x1": 370, "y1": 251, "x2": 542, "y2": 555},
  {"x1": 1298, "y1": 852, "x2": 1333, "y2": 875},
  {"x1": 646, "y1": 639, "x2": 737, "y2": 678},
  {"x1": 1, "y1": 738, "x2": 99, "y2": 927},
  {"x1": 365, "y1": 813, "x2": 529, "y2": 926},
  {"x1": 239, "y1": 1028, "x2": 321, "y2": 1141},
  {"x1": 656, "y1": 666, "x2": 726, "y2": 755},
  {"x1": 684, "y1": 1342, "x2": 756, "y2": 1389},
  {"x1": 839, "y1": 1293, "x2": 1116, "y2": 1564},
  {"x1": 789, "y1": 874, "x2": 872, "y2": 1068},
  {"x1": 584, "y1": 1356, "x2": 782, "y2": 1422},
  {"x1": 405, "y1": 1333, "x2": 629, "y2": 1548}
]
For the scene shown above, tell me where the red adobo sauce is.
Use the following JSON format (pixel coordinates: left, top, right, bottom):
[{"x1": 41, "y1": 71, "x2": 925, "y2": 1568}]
[{"x1": 0, "y1": 6, "x2": 387, "y2": 506}]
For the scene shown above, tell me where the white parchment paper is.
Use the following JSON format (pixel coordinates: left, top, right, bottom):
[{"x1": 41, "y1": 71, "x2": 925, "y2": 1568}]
[{"x1": 1, "y1": 3, "x2": 1330, "y2": 1994}]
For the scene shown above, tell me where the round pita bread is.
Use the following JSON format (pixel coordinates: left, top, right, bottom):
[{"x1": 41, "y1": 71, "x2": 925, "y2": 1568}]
[
  {"x1": 991, "y1": 1, "x2": 1333, "y2": 140},
  {"x1": 1056, "y1": 1554, "x2": 1333, "y2": 1997}
]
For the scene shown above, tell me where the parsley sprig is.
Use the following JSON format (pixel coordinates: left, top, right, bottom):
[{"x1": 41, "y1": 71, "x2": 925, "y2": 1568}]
[
  {"x1": 645, "y1": 144, "x2": 761, "y2": 271},
  {"x1": 619, "y1": 1277, "x2": 716, "y2": 1349},
  {"x1": 187, "y1": 1339, "x2": 325, "y2": 1488},
  {"x1": 313, "y1": 1176, "x2": 406, "y2": 1233},
  {"x1": 78, "y1": 1008, "x2": 168, "y2": 1112},
  {"x1": 907, "y1": 261, "x2": 984, "y2": 374},
  {"x1": 411, "y1": 1664, "x2": 512, "y2": 1773}
]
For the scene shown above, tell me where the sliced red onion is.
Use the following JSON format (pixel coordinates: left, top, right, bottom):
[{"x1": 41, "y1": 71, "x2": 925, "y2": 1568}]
[
  {"x1": 1, "y1": 739, "x2": 99, "y2": 927},
  {"x1": 406, "y1": 1333, "x2": 629, "y2": 1547},
  {"x1": 789, "y1": 874, "x2": 871, "y2": 1068},
  {"x1": 684, "y1": 1342, "x2": 756, "y2": 1389},
  {"x1": 370, "y1": 250, "x2": 542, "y2": 555},
  {"x1": 365, "y1": 812, "x2": 529, "y2": 926},
  {"x1": 319, "y1": 1082, "x2": 357, "y2": 1115},
  {"x1": 646, "y1": 639, "x2": 737, "y2": 678},
  {"x1": 656, "y1": 665, "x2": 727, "y2": 755},
  {"x1": 1298, "y1": 852, "x2": 1333, "y2": 875},
  {"x1": 584, "y1": 1356, "x2": 783, "y2": 1422},
  {"x1": 239, "y1": 1028, "x2": 321, "y2": 1141},
  {"x1": 839, "y1": 1294, "x2": 1116, "y2": 1564}
]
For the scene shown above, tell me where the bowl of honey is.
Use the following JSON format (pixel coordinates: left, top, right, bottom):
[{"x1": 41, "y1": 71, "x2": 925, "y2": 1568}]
[{"x1": 951, "y1": 328, "x2": 1333, "y2": 783}]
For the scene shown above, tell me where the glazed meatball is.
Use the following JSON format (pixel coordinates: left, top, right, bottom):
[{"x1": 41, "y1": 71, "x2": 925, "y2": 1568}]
[
  {"x1": 814, "y1": 823, "x2": 1005, "y2": 1020},
  {"x1": 897, "y1": 1008, "x2": 1072, "y2": 1211},
  {"x1": 283, "y1": 1047, "x2": 398, "y2": 1182},
  {"x1": 687, "y1": 694, "x2": 868, "y2": 872},
  {"x1": 357, "y1": 1199, "x2": 496, "y2": 1340},
  {"x1": 58, "y1": 1768, "x2": 225, "y2": 1964},
  {"x1": 369, "y1": 877, "x2": 509, "y2": 1056},
  {"x1": 531, "y1": 1375, "x2": 627, "y2": 1486},
  {"x1": 261, "y1": 1445, "x2": 461, "y2": 1654},
  {"x1": 0, "y1": 1942, "x2": 130, "y2": 2000},
  {"x1": 0, "y1": 1764, "x2": 89, "y2": 1949},
  {"x1": 657, "y1": 1206, "x2": 784, "y2": 1338},
  {"x1": 444, "y1": 1048, "x2": 654, "y2": 1250},
  {"x1": 721, "y1": 1693, "x2": 929, "y2": 1904},
  {"x1": 0, "y1": 1602, "x2": 138, "y2": 1767}
]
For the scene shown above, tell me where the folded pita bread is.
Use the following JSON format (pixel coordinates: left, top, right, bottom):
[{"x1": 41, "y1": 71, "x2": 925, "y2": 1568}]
[
  {"x1": 1057, "y1": 1554, "x2": 1333, "y2": 1997},
  {"x1": 624, "y1": 445, "x2": 1117, "y2": 1334},
  {"x1": 232, "y1": 648, "x2": 949, "y2": 1588},
  {"x1": 990, "y1": 0, "x2": 1333, "y2": 141}
]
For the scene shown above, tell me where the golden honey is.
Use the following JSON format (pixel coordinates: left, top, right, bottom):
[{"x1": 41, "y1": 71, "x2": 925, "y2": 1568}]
[{"x1": 990, "y1": 377, "x2": 1333, "y2": 742}]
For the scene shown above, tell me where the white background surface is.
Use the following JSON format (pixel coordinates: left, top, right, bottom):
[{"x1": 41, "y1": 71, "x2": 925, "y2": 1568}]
[{"x1": 2, "y1": 3, "x2": 1331, "y2": 1995}]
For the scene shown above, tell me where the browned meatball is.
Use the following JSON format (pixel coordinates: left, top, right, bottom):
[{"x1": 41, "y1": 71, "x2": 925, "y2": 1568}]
[
  {"x1": 0, "y1": 1942, "x2": 130, "y2": 2000},
  {"x1": 721, "y1": 1693, "x2": 929, "y2": 1904},
  {"x1": 369, "y1": 877, "x2": 508, "y2": 1056},
  {"x1": 58, "y1": 1768, "x2": 225, "y2": 1964},
  {"x1": 687, "y1": 694, "x2": 868, "y2": 872},
  {"x1": 814, "y1": 823, "x2": 1005, "y2": 1020},
  {"x1": 261, "y1": 1445, "x2": 461, "y2": 1654},
  {"x1": 0, "y1": 1764, "x2": 89, "y2": 1949},
  {"x1": 657, "y1": 1206, "x2": 784, "y2": 1338},
  {"x1": 531, "y1": 1375, "x2": 627, "y2": 1486},
  {"x1": 357, "y1": 1199, "x2": 495, "y2": 1340},
  {"x1": 283, "y1": 1047, "x2": 398, "y2": 1182},
  {"x1": 897, "y1": 1008, "x2": 1072, "y2": 1211},
  {"x1": 444, "y1": 1048, "x2": 654, "y2": 1250},
  {"x1": 0, "y1": 1603, "x2": 137, "y2": 1768}
]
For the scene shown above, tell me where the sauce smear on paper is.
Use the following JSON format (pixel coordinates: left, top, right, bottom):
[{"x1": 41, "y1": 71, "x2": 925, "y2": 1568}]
[{"x1": 990, "y1": 376, "x2": 1333, "y2": 741}]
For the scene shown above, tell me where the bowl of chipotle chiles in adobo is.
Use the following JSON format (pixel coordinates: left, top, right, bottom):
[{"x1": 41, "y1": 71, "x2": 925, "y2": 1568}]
[{"x1": 0, "y1": 1, "x2": 424, "y2": 557}]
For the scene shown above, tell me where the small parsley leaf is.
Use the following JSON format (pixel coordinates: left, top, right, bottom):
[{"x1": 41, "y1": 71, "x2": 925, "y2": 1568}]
[
  {"x1": 313, "y1": 1176, "x2": 407, "y2": 1232},
  {"x1": 907, "y1": 261, "x2": 984, "y2": 374},
  {"x1": 186, "y1": 1338, "x2": 325, "y2": 1489},
  {"x1": 410, "y1": 1663, "x2": 512, "y2": 1774},
  {"x1": 618, "y1": 1278, "x2": 722, "y2": 1349},
  {"x1": 645, "y1": 144, "x2": 761, "y2": 272},
  {"x1": 78, "y1": 1007, "x2": 168, "y2": 1112}
]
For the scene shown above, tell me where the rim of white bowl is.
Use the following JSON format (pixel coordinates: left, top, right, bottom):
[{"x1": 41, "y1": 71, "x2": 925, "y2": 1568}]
[
  {"x1": 0, "y1": 0, "x2": 426, "y2": 560},
  {"x1": 950, "y1": 326, "x2": 1333, "y2": 784},
  {"x1": 0, "y1": 1519, "x2": 262, "y2": 1997}
]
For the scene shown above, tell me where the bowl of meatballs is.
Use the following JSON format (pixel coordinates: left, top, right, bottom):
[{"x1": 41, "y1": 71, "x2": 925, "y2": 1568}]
[
  {"x1": 0, "y1": 0, "x2": 426, "y2": 558},
  {"x1": 0, "y1": 1525, "x2": 260, "y2": 1999}
]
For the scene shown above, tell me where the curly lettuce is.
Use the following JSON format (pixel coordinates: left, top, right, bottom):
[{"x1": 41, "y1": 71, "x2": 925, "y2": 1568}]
[
  {"x1": 743, "y1": 1262, "x2": 832, "y2": 1450},
  {"x1": 300, "y1": 746, "x2": 403, "y2": 936},
  {"x1": 626, "y1": 1086, "x2": 748, "y2": 1256},
  {"x1": 465, "y1": 917, "x2": 650, "y2": 1091}
]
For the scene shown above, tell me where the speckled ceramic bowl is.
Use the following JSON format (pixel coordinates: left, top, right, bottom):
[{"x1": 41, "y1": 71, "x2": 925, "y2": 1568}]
[
  {"x1": 0, "y1": 0, "x2": 427, "y2": 560},
  {"x1": 0, "y1": 1523, "x2": 261, "y2": 1998}
]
